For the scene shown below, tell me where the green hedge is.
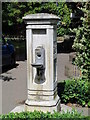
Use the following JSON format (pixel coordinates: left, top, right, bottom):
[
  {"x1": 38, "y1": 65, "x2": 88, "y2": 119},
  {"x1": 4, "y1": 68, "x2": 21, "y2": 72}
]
[
  {"x1": 0, "y1": 109, "x2": 90, "y2": 120},
  {"x1": 58, "y1": 78, "x2": 90, "y2": 107}
]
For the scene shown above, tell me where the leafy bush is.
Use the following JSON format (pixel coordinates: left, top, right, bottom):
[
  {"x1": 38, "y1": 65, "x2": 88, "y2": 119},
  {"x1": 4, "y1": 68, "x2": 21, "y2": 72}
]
[
  {"x1": 2, "y1": 2, "x2": 71, "y2": 36},
  {"x1": 72, "y1": 3, "x2": 90, "y2": 81},
  {"x1": 57, "y1": 27, "x2": 71, "y2": 36},
  {"x1": 58, "y1": 78, "x2": 90, "y2": 107},
  {"x1": 88, "y1": 101, "x2": 90, "y2": 107},
  {"x1": 0, "y1": 109, "x2": 89, "y2": 120}
]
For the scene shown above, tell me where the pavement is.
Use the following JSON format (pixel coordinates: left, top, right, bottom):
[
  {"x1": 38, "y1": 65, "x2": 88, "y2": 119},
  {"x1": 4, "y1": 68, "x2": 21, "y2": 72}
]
[
  {"x1": 57, "y1": 53, "x2": 69, "y2": 82},
  {"x1": 0, "y1": 61, "x2": 27, "y2": 114},
  {"x1": 0, "y1": 53, "x2": 69, "y2": 114},
  {"x1": 10, "y1": 103, "x2": 90, "y2": 116},
  {"x1": 0, "y1": 53, "x2": 89, "y2": 116}
]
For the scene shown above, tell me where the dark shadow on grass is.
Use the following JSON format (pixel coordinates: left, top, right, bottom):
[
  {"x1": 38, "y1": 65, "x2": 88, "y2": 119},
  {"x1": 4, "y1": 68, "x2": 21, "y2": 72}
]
[
  {"x1": 16, "y1": 53, "x2": 27, "y2": 61},
  {"x1": 57, "y1": 81, "x2": 65, "y2": 98},
  {"x1": 57, "y1": 39, "x2": 74, "y2": 54},
  {"x1": 12, "y1": 40, "x2": 27, "y2": 61}
]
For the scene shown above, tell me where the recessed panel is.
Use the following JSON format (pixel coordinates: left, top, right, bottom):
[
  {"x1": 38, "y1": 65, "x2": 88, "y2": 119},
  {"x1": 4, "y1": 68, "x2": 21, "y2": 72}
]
[{"x1": 32, "y1": 29, "x2": 46, "y2": 34}]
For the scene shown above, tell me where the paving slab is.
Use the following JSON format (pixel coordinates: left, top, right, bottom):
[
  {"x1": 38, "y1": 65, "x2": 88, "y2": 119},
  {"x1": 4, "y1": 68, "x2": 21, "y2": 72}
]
[
  {"x1": 1, "y1": 61, "x2": 27, "y2": 114},
  {"x1": 57, "y1": 53, "x2": 69, "y2": 82},
  {"x1": 11, "y1": 103, "x2": 90, "y2": 116},
  {"x1": 1, "y1": 53, "x2": 89, "y2": 116}
]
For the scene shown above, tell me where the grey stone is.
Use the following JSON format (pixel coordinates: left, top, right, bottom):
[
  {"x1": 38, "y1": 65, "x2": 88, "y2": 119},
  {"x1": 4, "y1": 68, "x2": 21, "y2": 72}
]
[{"x1": 23, "y1": 13, "x2": 60, "y2": 112}]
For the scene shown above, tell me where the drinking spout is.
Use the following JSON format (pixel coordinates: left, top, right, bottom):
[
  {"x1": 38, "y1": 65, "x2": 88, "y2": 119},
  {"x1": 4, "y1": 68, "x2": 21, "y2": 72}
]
[{"x1": 31, "y1": 63, "x2": 43, "y2": 68}]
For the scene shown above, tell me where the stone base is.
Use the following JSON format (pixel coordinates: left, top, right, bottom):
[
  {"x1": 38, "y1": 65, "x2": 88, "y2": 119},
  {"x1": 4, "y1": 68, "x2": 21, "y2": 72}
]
[{"x1": 25, "y1": 95, "x2": 60, "y2": 113}]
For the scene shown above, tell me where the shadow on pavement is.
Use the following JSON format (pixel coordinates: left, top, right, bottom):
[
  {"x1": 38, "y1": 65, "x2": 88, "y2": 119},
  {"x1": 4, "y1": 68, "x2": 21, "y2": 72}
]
[
  {"x1": 0, "y1": 75, "x2": 16, "y2": 81},
  {"x1": 2, "y1": 63, "x2": 19, "y2": 74}
]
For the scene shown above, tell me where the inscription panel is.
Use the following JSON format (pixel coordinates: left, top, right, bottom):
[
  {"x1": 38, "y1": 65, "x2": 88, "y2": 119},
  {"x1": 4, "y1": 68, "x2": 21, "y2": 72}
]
[{"x1": 32, "y1": 29, "x2": 46, "y2": 34}]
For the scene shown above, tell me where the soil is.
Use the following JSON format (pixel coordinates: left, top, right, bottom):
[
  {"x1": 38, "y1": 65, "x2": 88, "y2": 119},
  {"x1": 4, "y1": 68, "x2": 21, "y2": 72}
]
[{"x1": 66, "y1": 103, "x2": 88, "y2": 108}]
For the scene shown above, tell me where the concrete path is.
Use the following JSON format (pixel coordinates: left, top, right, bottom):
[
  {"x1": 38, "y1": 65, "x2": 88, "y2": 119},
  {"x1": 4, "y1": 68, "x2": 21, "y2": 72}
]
[
  {"x1": 0, "y1": 61, "x2": 27, "y2": 114},
  {"x1": 0, "y1": 53, "x2": 69, "y2": 114},
  {"x1": 0, "y1": 53, "x2": 90, "y2": 116},
  {"x1": 57, "y1": 53, "x2": 69, "y2": 82},
  {"x1": 0, "y1": 53, "x2": 80, "y2": 114},
  {"x1": 11, "y1": 103, "x2": 90, "y2": 116}
]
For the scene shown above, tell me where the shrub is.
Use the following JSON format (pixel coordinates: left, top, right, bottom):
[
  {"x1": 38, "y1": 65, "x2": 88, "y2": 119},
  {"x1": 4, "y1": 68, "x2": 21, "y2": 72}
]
[
  {"x1": 72, "y1": 2, "x2": 90, "y2": 81},
  {"x1": 58, "y1": 78, "x2": 90, "y2": 107},
  {"x1": 2, "y1": 2, "x2": 71, "y2": 36},
  {"x1": 0, "y1": 109, "x2": 89, "y2": 120},
  {"x1": 88, "y1": 101, "x2": 90, "y2": 108},
  {"x1": 57, "y1": 27, "x2": 71, "y2": 36}
]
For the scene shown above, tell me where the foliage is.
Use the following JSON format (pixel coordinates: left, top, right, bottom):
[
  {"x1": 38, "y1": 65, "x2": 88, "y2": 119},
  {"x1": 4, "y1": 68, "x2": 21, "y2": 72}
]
[
  {"x1": 72, "y1": 2, "x2": 90, "y2": 81},
  {"x1": 0, "y1": 109, "x2": 88, "y2": 120},
  {"x1": 2, "y1": 2, "x2": 71, "y2": 36},
  {"x1": 58, "y1": 78, "x2": 90, "y2": 107},
  {"x1": 57, "y1": 26, "x2": 71, "y2": 36},
  {"x1": 56, "y1": 2, "x2": 71, "y2": 36},
  {"x1": 88, "y1": 101, "x2": 90, "y2": 108}
]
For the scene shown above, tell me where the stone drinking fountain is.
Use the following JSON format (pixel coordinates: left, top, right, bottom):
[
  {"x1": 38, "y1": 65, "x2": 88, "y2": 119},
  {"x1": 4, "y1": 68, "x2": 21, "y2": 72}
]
[{"x1": 23, "y1": 13, "x2": 60, "y2": 112}]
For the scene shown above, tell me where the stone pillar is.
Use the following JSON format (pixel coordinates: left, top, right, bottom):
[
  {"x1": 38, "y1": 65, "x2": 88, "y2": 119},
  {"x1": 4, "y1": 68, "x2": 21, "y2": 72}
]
[{"x1": 23, "y1": 13, "x2": 60, "y2": 112}]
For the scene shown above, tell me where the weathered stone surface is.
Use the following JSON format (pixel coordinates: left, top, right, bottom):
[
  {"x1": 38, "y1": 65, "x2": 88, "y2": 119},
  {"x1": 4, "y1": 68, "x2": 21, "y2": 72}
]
[
  {"x1": 23, "y1": 13, "x2": 60, "y2": 20},
  {"x1": 23, "y1": 13, "x2": 60, "y2": 25},
  {"x1": 23, "y1": 13, "x2": 60, "y2": 112}
]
